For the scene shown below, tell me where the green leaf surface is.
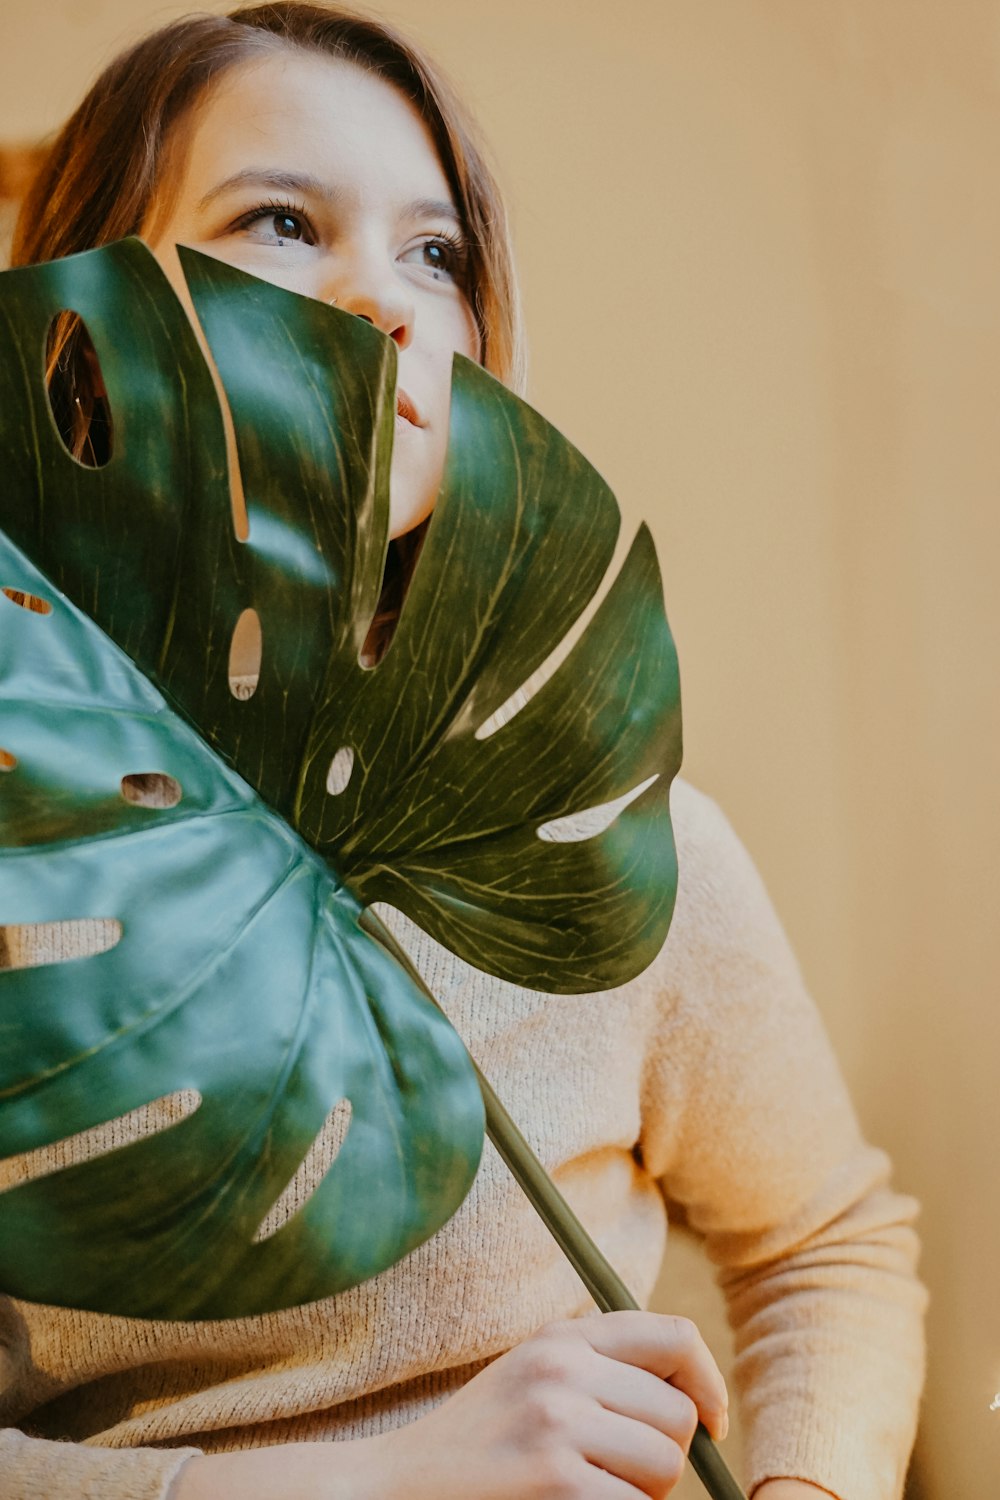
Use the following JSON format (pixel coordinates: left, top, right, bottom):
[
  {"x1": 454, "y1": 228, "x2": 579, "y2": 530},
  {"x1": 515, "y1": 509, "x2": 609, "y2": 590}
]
[
  {"x1": 0, "y1": 533, "x2": 483, "y2": 1319},
  {"x1": 0, "y1": 240, "x2": 681, "y2": 1318}
]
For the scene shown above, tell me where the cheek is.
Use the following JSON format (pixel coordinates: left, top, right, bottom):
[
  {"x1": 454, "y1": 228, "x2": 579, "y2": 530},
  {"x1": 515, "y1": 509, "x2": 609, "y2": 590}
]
[
  {"x1": 456, "y1": 298, "x2": 482, "y2": 364},
  {"x1": 428, "y1": 294, "x2": 481, "y2": 370},
  {"x1": 424, "y1": 301, "x2": 480, "y2": 426},
  {"x1": 145, "y1": 240, "x2": 188, "y2": 308}
]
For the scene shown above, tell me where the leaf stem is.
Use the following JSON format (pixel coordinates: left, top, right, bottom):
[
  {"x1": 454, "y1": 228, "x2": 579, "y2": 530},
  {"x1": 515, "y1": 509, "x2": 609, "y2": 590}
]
[{"x1": 361, "y1": 911, "x2": 747, "y2": 1500}]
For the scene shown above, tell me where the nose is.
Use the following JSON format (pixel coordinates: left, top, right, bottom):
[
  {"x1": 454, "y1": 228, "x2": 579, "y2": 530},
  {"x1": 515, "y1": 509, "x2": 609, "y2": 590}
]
[{"x1": 323, "y1": 257, "x2": 414, "y2": 350}]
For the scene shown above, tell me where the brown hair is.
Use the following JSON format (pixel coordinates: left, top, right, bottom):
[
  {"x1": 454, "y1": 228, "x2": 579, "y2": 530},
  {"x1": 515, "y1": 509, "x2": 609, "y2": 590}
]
[{"x1": 11, "y1": 3, "x2": 526, "y2": 650}]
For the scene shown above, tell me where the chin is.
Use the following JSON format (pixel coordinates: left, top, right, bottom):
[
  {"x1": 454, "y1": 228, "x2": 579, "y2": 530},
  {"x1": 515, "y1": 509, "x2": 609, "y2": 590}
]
[{"x1": 387, "y1": 487, "x2": 437, "y2": 543}]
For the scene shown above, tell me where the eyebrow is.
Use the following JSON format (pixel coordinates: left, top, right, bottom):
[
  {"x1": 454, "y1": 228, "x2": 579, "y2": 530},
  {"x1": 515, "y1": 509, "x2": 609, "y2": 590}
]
[
  {"x1": 406, "y1": 196, "x2": 464, "y2": 228},
  {"x1": 196, "y1": 168, "x2": 333, "y2": 212},
  {"x1": 196, "y1": 168, "x2": 463, "y2": 229}
]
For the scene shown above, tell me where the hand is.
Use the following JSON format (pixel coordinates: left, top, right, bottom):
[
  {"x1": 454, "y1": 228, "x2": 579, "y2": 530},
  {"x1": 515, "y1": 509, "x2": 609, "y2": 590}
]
[
  {"x1": 754, "y1": 1485, "x2": 839, "y2": 1499},
  {"x1": 375, "y1": 1309, "x2": 728, "y2": 1499},
  {"x1": 171, "y1": 1310, "x2": 728, "y2": 1500}
]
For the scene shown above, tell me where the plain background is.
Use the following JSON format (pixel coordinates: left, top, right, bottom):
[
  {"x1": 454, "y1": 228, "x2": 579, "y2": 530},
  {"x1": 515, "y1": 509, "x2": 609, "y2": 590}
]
[{"x1": 2, "y1": 3, "x2": 999, "y2": 1495}]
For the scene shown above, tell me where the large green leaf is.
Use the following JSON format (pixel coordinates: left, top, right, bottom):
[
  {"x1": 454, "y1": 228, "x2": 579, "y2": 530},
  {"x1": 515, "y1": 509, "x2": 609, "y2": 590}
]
[
  {"x1": 0, "y1": 240, "x2": 681, "y2": 1318},
  {"x1": 0, "y1": 532, "x2": 485, "y2": 1319}
]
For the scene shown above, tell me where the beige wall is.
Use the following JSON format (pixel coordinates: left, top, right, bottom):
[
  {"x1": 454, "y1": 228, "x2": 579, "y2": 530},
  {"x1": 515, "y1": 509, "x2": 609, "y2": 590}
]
[{"x1": 3, "y1": 3, "x2": 999, "y2": 1495}]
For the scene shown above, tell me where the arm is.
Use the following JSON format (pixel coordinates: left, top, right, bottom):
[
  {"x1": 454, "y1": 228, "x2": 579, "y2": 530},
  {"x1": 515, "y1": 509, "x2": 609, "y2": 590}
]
[
  {"x1": 641, "y1": 782, "x2": 926, "y2": 1500},
  {"x1": 0, "y1": 1428, "x2": 199, "y2": 1500}
]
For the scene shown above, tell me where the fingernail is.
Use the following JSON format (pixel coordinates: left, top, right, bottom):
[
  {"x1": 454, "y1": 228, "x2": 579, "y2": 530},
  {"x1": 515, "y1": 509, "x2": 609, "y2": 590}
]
[{"x1": 719, "y1": 1411, "x2": 729, "y2": 1442}]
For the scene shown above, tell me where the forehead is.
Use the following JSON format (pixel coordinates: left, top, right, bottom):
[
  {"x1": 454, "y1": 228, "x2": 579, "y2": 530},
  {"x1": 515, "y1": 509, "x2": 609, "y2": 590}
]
[{"x1": 164, "y1": 48, "x2": 454, "y2": 208}]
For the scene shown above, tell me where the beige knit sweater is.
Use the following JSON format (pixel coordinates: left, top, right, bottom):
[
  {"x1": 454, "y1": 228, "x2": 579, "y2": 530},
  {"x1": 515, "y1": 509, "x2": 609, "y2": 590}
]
[{"x1": 0, "y1": 779, "x2": 926, "y2": 1500}]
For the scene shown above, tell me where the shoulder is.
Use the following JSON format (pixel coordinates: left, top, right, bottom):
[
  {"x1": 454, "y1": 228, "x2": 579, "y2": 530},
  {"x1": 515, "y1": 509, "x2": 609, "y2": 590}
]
[
  {"x1": 643, "y1": 777, "x2": 857, "y2": 1133},
  {"x1": 640, "y1": 781, "x2": 864, "y2": 1206},
  {"x1": 653, "y1": 777, "x2": 805, "y2": 1004}
]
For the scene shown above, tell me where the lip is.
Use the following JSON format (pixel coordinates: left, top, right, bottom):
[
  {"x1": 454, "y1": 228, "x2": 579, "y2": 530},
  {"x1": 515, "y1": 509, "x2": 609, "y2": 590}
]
[{"x1": 395, "y1": 387, "x2": 425, "y2": 427}]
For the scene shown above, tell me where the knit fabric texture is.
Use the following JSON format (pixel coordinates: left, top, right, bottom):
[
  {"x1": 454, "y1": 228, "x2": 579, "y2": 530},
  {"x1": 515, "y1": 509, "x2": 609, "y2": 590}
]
[{"x1": 0, "y1": 780, "x2": 926, "y2": 1499}]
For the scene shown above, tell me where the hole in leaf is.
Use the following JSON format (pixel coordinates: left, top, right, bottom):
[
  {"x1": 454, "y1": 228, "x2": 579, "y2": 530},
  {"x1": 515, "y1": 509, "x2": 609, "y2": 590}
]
[
  {"x1": 476, "y1": 680, "x2": 535, "y2": 740},
  {"x1": 44, "y1": 311, "x2": 114, "y2": 468},
  {"x1": 360, "y1": 528, "x2": 427, "y2": 667},
  {"x1": 177, "y1": 294, "x2": 249, "y2": 542},
  {"x1": 474, "y1": 530, "x2": 634, "y2": 741},
  {"x1": 120, "y1": 773, "x2": 182, "y2": 809},
  {"x1": 229, "y1": 608, "x2": 262, "y2": 699},
  {"x1": 2, "y1": 588, "x2": 52, "y2": 615},
  {"x1": 0, "y1": 918, "x2": 122, "y2": 971},
  {"x1": 325, "y1": 747, "x2": 355, "y2": 796},
  {"x1": 0, "y1": 1090, "x2": 201, "y2": 1192},
  {"x1": 253, "y1": 1098, "x2": 353, "y2": 1243},
  {"x1": 0, "y1": 749, "x2": 16, "y2": 771},
  {"x1": 536, "y1": 775, "x2": 660, "y2": 844}
]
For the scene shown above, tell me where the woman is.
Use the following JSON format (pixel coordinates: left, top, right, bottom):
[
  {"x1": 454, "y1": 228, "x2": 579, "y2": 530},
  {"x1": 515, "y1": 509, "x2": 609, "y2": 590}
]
[{"x1": 0, "y1": 6, "x2": 924, "y2": 1499}]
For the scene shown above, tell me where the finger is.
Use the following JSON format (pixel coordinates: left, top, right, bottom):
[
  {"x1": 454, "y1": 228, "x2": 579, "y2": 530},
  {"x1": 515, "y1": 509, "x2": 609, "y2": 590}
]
[
  {"x1": 544, "y1": 1452, "x2": 652, "y2": 1500},
  {"x1": 569, "y1": 1312, "x2": 728, "y2": 1438},
  {"x1": 580, "y1": 1407, "x2": 686, "y2": 1498},
  {"x1": 588, "y1": 1357, "x2": 700, "y2": 1452}
]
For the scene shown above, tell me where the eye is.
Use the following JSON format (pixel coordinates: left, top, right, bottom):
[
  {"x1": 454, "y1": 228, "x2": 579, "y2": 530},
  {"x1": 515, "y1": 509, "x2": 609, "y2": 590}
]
[
  {"x1": 270, "y1": 211, "x2": 305, "y2": 242},
  {"x1": 401, "y1": 234, "x2": 465, "y2": 283},
  {"x1": 232, "y1": 201, "x2": 314, "y2": 246},
  {"x1": 421, "y1": 240, "x2": 452, "y2": 277}
]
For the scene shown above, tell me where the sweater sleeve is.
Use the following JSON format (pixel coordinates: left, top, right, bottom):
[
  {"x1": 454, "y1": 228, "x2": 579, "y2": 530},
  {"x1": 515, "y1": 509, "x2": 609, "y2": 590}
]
[
  {"x1": 640, "y1": 782, "x2": 926, "y2": 1500},
  {"x1": 0, "y1": 1429, "x2": 199, "y2": 1500}
]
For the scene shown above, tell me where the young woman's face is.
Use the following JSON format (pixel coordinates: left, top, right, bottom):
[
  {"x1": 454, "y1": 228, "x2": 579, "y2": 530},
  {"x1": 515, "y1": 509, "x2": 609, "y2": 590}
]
[{"x1": 142, "y1": 49, "x2": 480, "y2": 539}]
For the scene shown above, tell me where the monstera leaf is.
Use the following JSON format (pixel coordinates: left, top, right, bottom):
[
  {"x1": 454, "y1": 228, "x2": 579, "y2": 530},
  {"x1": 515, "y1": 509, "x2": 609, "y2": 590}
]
[{"x1": 0, "y1": 239, "x2": 681, "y2": 1319}]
